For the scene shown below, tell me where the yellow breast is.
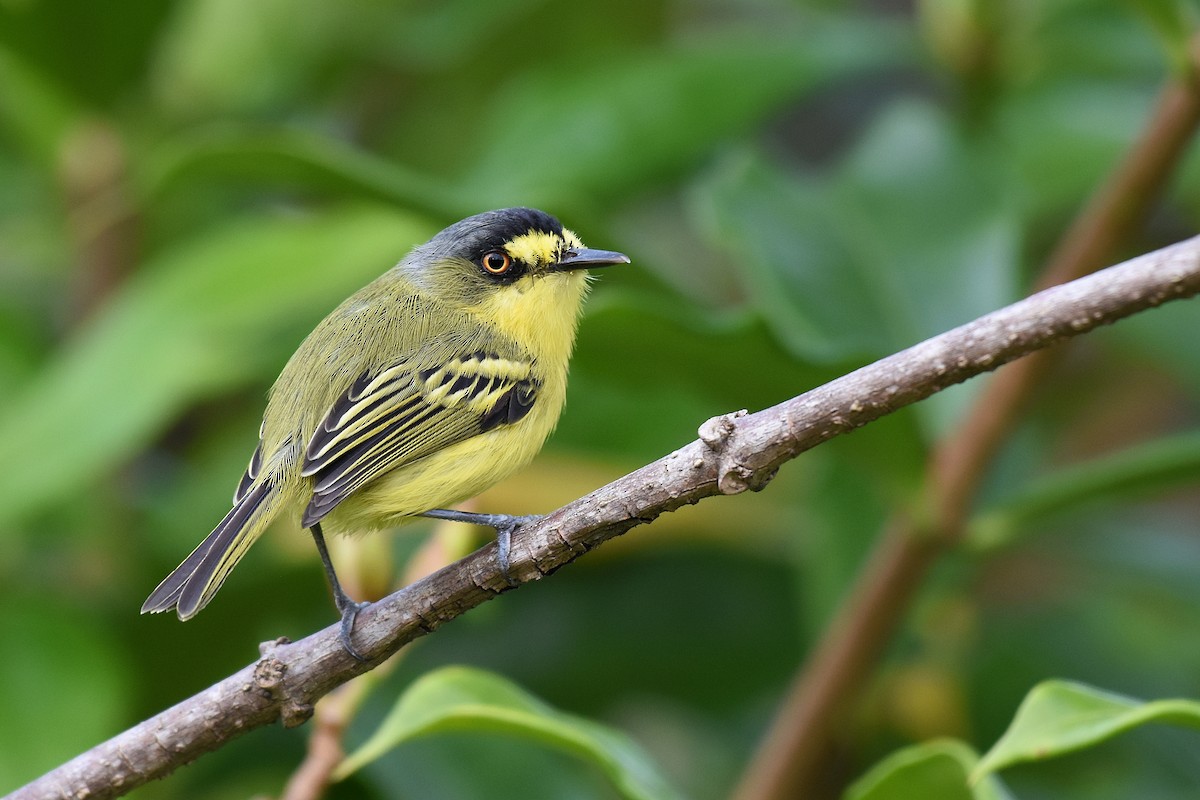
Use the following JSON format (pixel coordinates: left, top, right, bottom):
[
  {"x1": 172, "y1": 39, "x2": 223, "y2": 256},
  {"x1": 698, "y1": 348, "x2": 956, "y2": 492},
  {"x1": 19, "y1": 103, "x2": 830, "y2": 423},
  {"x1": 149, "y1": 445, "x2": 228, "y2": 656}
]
[{"x1": 321, "y1": 269, "x2": 589, "y2": 534}]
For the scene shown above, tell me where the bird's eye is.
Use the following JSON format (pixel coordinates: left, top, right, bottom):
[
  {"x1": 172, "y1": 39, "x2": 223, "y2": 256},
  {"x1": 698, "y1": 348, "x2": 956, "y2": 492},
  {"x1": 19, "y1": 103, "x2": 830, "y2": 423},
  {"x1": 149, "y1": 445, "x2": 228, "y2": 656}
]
[{"x1": 481, "y1": 251, "x2": 512, "y2": 275}]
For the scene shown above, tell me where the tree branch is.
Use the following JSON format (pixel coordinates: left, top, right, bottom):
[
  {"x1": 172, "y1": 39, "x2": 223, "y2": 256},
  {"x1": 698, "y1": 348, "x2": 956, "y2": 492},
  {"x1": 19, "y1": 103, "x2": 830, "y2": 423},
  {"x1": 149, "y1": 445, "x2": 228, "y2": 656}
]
[{"x1": 8, "y1": 235, "x2": 1200, "y2": 800}]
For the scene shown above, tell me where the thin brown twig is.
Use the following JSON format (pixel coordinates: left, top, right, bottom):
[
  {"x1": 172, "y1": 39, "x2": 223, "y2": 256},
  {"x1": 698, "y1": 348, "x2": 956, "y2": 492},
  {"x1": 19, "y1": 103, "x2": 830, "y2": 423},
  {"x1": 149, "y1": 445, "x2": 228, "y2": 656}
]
[
  {"x1": 730, "y1": 39, "x2": 1200, "y2": 800},
  {"x1": 278, "y1": 686, "x2": 350, "y2": 800},
  {"x1": 7, "y1": 235, "x2": 1200, "y2": 800}
]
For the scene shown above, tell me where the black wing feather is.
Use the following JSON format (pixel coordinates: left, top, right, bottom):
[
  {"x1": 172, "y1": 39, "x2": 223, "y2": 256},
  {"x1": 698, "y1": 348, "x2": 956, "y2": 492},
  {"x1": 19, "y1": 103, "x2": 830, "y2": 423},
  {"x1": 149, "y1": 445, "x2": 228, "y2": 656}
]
[{"x1": 298, "y1": 353, "x2": 540, "y2": 527}]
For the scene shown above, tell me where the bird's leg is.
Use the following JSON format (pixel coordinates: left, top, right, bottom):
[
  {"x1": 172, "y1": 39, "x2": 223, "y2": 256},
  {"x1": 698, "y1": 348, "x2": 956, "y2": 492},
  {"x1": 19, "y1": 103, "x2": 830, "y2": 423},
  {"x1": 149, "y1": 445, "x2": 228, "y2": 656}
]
[
  {"x1": 418, "y1": 509, "x2": 541, "y2": 583},
  {"x1": 310, "y1": 523, "x2": 369, "y2": 661}
]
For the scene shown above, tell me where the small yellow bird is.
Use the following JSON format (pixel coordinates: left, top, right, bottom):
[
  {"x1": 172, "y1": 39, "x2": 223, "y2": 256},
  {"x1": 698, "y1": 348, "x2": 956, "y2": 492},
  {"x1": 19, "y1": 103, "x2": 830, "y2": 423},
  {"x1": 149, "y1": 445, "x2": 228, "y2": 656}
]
[{"x1": 142, "y1": 208, "x2": 628, "y2": 658}]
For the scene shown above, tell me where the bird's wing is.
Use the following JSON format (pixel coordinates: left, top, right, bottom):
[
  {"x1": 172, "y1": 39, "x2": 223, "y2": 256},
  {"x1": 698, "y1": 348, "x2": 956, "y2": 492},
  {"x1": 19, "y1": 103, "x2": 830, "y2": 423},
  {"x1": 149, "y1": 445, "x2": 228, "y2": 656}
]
[
  {"x1": 233, "y1": 421, "x2": 265, "y2": 504},
  {"x1": 297, "y1": 349, "x2": 539, "y2": 527}
]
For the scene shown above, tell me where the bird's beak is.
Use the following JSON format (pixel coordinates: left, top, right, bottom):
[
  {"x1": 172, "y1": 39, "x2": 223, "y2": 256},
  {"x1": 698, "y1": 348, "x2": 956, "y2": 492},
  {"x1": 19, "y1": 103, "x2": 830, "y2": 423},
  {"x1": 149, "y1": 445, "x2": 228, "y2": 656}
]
[{"x1": 551, "y1": 248, "x2": 630, "y2": 272}]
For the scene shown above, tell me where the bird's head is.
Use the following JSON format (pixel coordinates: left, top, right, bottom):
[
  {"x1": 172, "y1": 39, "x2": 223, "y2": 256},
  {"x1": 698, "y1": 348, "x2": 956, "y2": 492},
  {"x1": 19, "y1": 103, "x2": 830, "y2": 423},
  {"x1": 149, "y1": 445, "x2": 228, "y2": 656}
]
[{"x1": 401, "y1": 208, "x2": 629, "y2": 310}]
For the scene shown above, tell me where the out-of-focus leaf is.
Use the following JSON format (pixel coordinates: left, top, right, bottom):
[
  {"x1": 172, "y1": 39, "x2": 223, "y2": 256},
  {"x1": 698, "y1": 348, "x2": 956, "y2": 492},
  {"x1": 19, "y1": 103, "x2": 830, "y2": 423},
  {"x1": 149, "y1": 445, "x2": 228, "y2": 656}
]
[
  {"x1": 1012, "y1": 3, "x2": 1165, "y2": 83},
  {"x1": 0, "y1": 595, "x2": 129, "y2": 788},
  {"x1": 150, "y1": 0, "x2": 349, "y2": 115},
  {"x1": 1124, "y1": 0, "x2": 1199, "y2": 71},
  {"x1": 695, "y1": 152, "x2": 888, "y2": 362},
  {"x1": 0, "y1": 312, "x2": 42, "y2": 408},
  {"x1": 1004, "y1": 83, "x2": 1154, "y2": 222},
  {"x1": 695, "y1": 100, "x2": 1018, "y2": 434},
  {"x1": 834, "y1": 100, "x2": 1021, "y2": 436},
  {"x1": 1109, "y1": 300, "x2": 1200, "y2": 395},
  {"x1": 370, "y1": 0, "x2": 549, "y2": 71},
  {"x1": 972, "y1": 680, "x2": 1200, "y2": 781},
  {"x1": 795, "y1": 423, "x2": 925, "y2": 636},
  {"x1": 970, "y1": 431, "x2": 1200, "y2": 550},
  {"x1": 0, "y1": 155, "x2": 61, "y2": 402},
  {"x1": 564, "y1": 290, "x2": 833, "y2": 461},
  {"x1": 846, "y1": 739, "x2": 1011, "y2": 800},
  {"x1": 1001, "y1": 2, "x2": 1166, "y2": 222},
  {"x1": 0, "y1": 0, "x2": 171, "y2": 107},
  {"x1": 0, "y1": 48, "x2": 82, "y2": 165},
  {"x1": 336, "y1": 665, "x2": 684, "y2": 800},
  {"x1": 466, "y1": 18, "x2": 911, "y2": 207},
  {"x1": 834, "y1": 100, "x2": 1019, "y2": 347},
  {"x1": 142, "y1": 128, "x2": 465, "y2": 218},
  {"x1": 0, "y1": 206, "x2": 431, "y2": 527}
]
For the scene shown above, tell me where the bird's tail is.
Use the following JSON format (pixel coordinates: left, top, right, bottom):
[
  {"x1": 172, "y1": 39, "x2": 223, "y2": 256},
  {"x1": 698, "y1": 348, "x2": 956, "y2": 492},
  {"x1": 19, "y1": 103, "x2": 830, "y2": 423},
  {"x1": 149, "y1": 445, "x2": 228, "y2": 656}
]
[{"x1": 141, "y1": 478, "x2": 280, "y2": 620}]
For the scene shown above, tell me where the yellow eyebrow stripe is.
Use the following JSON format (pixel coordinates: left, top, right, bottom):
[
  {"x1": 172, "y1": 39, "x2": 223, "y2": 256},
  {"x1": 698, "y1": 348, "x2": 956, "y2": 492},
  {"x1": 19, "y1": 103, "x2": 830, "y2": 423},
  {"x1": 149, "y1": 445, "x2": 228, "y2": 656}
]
[{"x1": 501, "y1": 228, "x2": 581, "y2": 267}]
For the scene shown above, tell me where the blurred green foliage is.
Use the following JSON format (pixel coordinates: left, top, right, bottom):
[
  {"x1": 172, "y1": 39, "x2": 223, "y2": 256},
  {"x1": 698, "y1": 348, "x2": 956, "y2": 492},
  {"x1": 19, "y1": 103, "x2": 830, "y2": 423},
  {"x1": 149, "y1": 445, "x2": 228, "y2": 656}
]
[{"x1": 0, "y1": 0, "x2": 1198, "y2": 798}]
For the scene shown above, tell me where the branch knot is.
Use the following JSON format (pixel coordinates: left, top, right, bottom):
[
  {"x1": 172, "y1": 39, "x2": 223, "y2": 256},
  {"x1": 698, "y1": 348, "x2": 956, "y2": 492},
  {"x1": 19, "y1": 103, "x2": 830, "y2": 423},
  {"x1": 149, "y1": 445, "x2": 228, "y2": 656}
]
[
  {"x1": 699, "y1": 409, "x2": 751, "y2": 494},
  {"x1": 253, "y1": 639, "x2": 315, "y2": 728}
]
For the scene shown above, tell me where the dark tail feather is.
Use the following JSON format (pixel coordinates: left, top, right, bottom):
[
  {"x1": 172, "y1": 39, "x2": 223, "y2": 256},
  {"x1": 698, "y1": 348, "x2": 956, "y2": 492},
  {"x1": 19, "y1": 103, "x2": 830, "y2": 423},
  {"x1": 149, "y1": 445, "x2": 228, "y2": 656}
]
[{"x1": 142, "y1": 480, "x2": 275, "y2": 619}]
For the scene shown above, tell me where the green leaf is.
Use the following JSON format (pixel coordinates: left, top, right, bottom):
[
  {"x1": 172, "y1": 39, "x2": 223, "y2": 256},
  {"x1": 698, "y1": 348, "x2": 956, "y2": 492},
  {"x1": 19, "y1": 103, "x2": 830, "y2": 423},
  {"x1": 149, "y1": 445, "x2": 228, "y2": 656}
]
[
  {"x1": 970, "y1": 431, "x2": 1200, "y2": 550},
  {"x1": 565, "y1": 288, "x2": 835, "y2": 461},
  {"x1": 0, "y1": 206, "x2": 431, "y2": 526},
  {"x1": 149, "y1": 17, "x2": 910, "y2": 216},
  {"x1": 694, "y1": 99, "x2": 1019, "y2": 401},
  {"x1": 336, "y1": 665, "x2": 684, "y2": 800},
  {"x1": 0, "y1": 0, "x2": 171, "y2": 107},
  {"x1": 695, "y1": 151, "x2": 890, "y2": 362},
  {"x1": 142, "y1": 127, "x2": 466, "y2": 218},
  {"x1": 833, "y1": 100, "x2": 1019, "y2": 349},
  {"x1": 846, "y1": 739, "x2": 1012, "y2": 800},
  {"x1": 972, "y1": 680, "x2": 1200, "y2": 782},
  {"x1": 1126, "y1": 0, "x2": 1200, "y2": 71},
  {"x1": 0, "y1": 47, "x2": 82, "y2": 165},
  {"x1": 1111, "y1": 299, "x2": 1200, "y2": 395},
  {"x1": 465, "y1": 18, "x2": 911, "y2": 207},
  {"x1": 149, "y1": 0, "x2": 350, "y2": 115}
]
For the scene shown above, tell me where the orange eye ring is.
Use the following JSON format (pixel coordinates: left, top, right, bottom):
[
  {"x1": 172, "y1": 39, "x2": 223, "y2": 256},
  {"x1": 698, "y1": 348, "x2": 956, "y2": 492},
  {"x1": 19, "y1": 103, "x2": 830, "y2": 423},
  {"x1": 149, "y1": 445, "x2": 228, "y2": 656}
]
[{"x1": 481, "y1": 251, "x2": 512, "y2": 275}]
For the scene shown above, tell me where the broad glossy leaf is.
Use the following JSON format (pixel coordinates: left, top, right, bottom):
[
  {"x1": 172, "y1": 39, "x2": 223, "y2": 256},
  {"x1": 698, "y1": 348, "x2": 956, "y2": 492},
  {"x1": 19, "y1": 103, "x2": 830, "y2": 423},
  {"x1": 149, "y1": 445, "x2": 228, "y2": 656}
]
[
  {"x1": 336, "y1": 665, "x2": 684, "y2": 800},
  {"x1": 846, "y1": 739, "x2": 1011, "y2": 800},
  {"x1": 0, "y1": 206, "x2": 431, "y2": 526},
  {"x1": 972, "y1": 680, "x2": 1200, "y2": 781}
]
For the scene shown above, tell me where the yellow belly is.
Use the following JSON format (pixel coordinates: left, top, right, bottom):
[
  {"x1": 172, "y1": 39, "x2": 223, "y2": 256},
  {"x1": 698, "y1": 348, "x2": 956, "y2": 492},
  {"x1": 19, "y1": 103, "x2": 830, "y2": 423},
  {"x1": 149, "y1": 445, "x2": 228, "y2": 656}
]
[{"x1": 319, "y1": 369, "x2": 566, "y2": 535}]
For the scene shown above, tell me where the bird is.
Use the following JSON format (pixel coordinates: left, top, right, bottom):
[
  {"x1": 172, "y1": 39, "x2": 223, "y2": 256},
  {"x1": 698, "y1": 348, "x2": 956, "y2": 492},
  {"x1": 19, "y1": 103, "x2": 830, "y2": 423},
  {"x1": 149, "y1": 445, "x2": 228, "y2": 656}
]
[{"x1": 141, "y1": 207, "x2": 629, "y2": 659}]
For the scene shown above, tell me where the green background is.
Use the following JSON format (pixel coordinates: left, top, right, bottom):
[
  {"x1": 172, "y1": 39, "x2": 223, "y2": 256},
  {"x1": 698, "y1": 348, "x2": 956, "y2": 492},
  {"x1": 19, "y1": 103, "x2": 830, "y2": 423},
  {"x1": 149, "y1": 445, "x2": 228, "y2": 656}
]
[{"x1": 1, "y1": 0, "x2": 1199, "y2": 798}]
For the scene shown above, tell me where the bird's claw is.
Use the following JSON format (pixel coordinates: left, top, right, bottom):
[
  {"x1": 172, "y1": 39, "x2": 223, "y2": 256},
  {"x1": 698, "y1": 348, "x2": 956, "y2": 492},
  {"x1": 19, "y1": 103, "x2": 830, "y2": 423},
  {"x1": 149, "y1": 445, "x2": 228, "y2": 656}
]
[
  {"x1": 495, "y1": 514, "x2": 540, "y2": 585},
  {"x1": 337, "y1": 599, "x2": 371, "y2": 662}
]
